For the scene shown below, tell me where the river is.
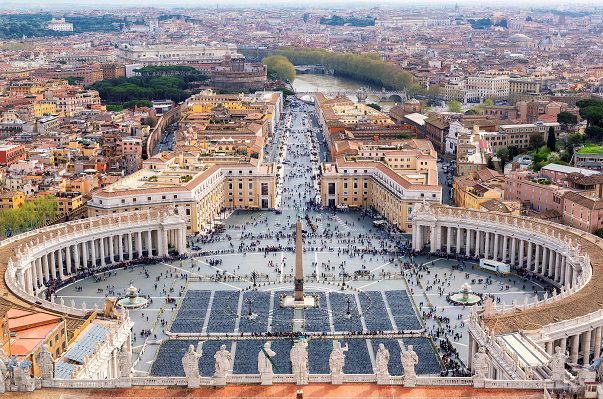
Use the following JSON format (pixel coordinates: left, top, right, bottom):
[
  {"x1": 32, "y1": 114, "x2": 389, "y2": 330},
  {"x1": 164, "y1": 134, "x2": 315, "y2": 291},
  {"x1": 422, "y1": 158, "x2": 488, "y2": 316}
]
[{"x1": 291, "y1": 73, "x2": 395, "y2": 111}]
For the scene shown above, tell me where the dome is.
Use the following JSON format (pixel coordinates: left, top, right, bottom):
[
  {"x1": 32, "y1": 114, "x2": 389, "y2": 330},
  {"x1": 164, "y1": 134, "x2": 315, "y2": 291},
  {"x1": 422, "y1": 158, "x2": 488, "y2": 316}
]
[{"x1": 509, "y1": 33, "x2": 531, "y2": 43}]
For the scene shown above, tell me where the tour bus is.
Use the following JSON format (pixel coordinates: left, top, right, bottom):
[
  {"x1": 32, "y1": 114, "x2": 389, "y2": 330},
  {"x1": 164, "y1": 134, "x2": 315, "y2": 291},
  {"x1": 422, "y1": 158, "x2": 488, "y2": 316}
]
[{"x1": 479, "y1": 258, "x2": 511, "y2": 275}]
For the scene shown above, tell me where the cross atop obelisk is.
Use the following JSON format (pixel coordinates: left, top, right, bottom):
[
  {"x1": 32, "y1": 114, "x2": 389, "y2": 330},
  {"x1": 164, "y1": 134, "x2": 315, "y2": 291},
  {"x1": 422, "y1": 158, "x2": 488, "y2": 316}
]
[{"x1": 294, "y1": 216, "x2": 304, "y2": 302}]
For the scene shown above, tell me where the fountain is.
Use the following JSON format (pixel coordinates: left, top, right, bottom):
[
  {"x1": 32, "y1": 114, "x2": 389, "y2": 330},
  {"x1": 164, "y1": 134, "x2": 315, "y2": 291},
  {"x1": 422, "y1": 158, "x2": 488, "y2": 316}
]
[
  {"x1": 449, "y1": 282, "x2": 481, "y2": 306},
  {"x1": 117, "y1": 285, "x2": 148, "y2": 309}
]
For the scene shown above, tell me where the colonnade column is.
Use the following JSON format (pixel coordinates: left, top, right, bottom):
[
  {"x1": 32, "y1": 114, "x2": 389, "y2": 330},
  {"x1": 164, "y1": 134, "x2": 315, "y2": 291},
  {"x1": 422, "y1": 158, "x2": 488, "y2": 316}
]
[
  {"x1": 593, "y1": 327, "x2": 602, "y2": 359},
  {"x1": 82, "y1": 241, "x2": 89, "y2": 269},
  {"x1": 456, "y1": 227, "x2": 461, "y2": 254},
  {"x1": 541, "y1": 247, "x2": 548, "y2": 276},
  {"x1": 548, "y1": 249, "x2": 555, "y2": 279},
  {"x1": 65, "y1": 245, "x2": 72, "y2": 276},
  {"x1": 58, "y1": 249, "x2": 64, "y2": 279},
  {"x1": 493, "y1": 233, "x2": 499, "y2": 259},
  {"x1": 502, "y1": 236, "x2": 508, "y2": 263},
  {"x1": 484, "y1": 232, "x2": 490, "y2": 258},
  {"x1": 42, "y1": 255, "x2": 49, "y2": 282},
  {"x1": 465, "y1": 229, "x2": 471, "y2": 256},
  {"x1": 526, "y1": 241, "x2": 533, "y2": 270},
  {"x1": 147, "y1": 230, "x2": 153, "y2": 256},
  {"x1": 583, "y1": 330, "x2": 592, "y2": 365},
  {"x1": 534, "y1": 245, "x2": 540, "y2": 274},
  {"x1": 565, "y1": 262, "x2": 572, "y2": 289},
  {"x1": 90, "y1": 239, "x2": 97, "y2": 268},
  {"x1": 118, "y1": 235, "x2": 124, "y2": 262},
  {"x1": 137, "y1": 231, "x2": 144, "y2": 257},
  {"x1": 475, "y1": 230, "x2": 481, "y2": 256},
  {"x1": 49, "y1": 251, "x2": 56, "y2": 279},
  {"x1": 73, "y1": 243, "x2": 80, "y2": 272},
  {"x1": 571, "y1": 334, "x2": 580, "y2": 364},
  {"x1": 127, "y1": 233, "x2": 133, "y2": 259},
  {"x1": 109, "y1": 236, "x2": 115, "y2": 264},
  {"x1": 99, "y1": 237, "x2": 106, "y2": 267},
  {"x1": 560, "y1": 337, "x2": 568, "y2": 355},
  {"x1": 446, "y1": 227, "x2": 451, "y2": 253},
  {"x1": 554, "y1": 252, "x2": 560, "y2": 282},
  {"x1": 518, "y1": 239, "x2": 524, "y2": 268}
]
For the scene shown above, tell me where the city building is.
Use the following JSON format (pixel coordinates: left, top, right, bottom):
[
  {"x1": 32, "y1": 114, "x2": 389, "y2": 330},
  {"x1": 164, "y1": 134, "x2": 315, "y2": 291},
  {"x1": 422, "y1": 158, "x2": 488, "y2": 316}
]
[{"x1": 47, "y1": 17, "x2": 73, "y2": 32}]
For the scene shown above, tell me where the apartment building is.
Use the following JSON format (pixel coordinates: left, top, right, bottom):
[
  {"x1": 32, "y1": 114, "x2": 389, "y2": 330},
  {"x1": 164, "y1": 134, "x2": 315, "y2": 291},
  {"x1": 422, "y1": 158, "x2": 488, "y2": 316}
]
[
  {"x1": 320, "y1": 153, "x2": 441, "y2": 233},
  {"x1": 466, "y1": 75, "x2": 510, "y2": 100},
  {"x1": 88, "y1": 152, "x2": 276, "y2": 233}
]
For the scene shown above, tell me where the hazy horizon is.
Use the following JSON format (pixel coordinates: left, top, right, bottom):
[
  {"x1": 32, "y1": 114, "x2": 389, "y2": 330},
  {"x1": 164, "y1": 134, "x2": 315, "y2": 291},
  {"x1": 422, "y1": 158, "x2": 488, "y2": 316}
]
[{"x1": 0, "y1": 0, "x2": 602, "y2": 10}]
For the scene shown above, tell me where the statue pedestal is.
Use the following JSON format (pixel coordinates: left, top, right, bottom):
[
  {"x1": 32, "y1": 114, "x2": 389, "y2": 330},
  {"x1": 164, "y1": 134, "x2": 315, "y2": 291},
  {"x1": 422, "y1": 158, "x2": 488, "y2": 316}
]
[
  {"x1": 331, "y1": 372, "x2": 344, "y2": 385},
  {"x1": 295, "y1": 372, "x2": 309, "y2": 386},
  {"x1": 472, "y1": 377, "x2": 485, "y2": 388},
  {"x1": 403, "y1": 375, "x2": 416, "y2": 388},
  {"x1": 213, "y1": 374, "x2": 227, "y2": 386},
  {"x1": 260, "y1": 372, "x2": 274, "y2": 385},
  {"x1": 186, "y1": 376, "x2": 200, "y2": 389},
  {"x1": 376, "y1": 373, "x2": 390, "y2": 385}
]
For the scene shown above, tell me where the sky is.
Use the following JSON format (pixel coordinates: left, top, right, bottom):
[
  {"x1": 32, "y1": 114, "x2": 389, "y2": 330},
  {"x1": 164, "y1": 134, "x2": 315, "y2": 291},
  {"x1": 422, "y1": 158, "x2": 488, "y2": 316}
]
[{"x1": 0, "y1": 0, "x2": 601, "y2": 9}]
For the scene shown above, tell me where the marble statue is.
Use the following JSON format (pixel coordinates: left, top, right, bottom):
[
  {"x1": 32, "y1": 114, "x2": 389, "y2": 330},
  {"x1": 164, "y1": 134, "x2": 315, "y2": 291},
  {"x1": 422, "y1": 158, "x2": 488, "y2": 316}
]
[
  {"x1": 36, "y1": 345, "x2": 54, "y2": 381},
  {"x1": 375, "y1": 343, "x2": 390, "y2": 384},
  {"x1": 182, "y1": 344, "x2": 201, "y2": 388},
  {"x1": 329, "y1": 341, "x2": 348, "y2": 384},
  {"x1": 12, "y1": 360, "x2": 35, "y2": 392},
  {"x1": 401, "y1": 345, "x2": 419, "y2": 387},
  {"x1": 290, "y1": 339, "x2": 309, "y2": 385},
  {"x1": 472, "y1": 346, "x2": 490, "y2": 380},
  {"x1": 0, "y1": 354, "x2": 7, "y2": 393},
  {"x1": 213, "y1": 344, "x2": 231, "y2": 385},
  {"x1": 258, "y1": 342, "x2": 276, "y2": 385},
  {"x1": 550, "y1": 346, "x2": 567, "y2": 383}
]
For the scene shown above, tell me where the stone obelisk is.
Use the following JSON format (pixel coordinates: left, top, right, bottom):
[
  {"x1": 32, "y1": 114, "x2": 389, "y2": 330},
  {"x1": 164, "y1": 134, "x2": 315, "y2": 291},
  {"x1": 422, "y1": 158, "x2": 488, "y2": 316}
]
[{"x1": 294, "y1": 216, "x2": 304, "y2": 302}]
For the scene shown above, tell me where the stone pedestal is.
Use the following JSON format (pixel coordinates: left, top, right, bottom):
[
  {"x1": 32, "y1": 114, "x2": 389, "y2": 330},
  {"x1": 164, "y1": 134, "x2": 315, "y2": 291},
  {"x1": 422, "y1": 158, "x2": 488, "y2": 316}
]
[
  {"x1": 472, "y1": 376, "x2": 485, "y2": 388},
  {"x1": 376, "y1": 373, "x2": 390, "y2": 385},
  {"x1": 213, "y1": 375, "x2": 227, "y2": 386},
  {"x1": 186, "y1": 375, "x2": 200, "y2": 388},
  {"x1": 260, "y1": 371, "x2": 274, "y2": 385},
  {"x1": 403, "y1": 375, "x2": 416, "y2": 388},
  {"x1": 331, "y1": 372, "x2": 344, "y2": 385}
]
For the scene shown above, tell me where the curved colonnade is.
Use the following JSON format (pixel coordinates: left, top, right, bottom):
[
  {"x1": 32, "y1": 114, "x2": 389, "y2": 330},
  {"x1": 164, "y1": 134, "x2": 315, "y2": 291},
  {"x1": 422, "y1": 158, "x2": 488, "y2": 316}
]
[
  {"x1": 2, "y1": 209, "x2": 187, "y2": 317},
  {"x1": 411, "y1": 203, "x2": 603, "y2": 380}
]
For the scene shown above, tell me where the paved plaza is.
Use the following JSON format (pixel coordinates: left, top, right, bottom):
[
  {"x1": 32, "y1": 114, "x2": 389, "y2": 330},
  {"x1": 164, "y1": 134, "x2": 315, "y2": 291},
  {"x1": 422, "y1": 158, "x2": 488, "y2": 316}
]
[{"x1": 53, "y1": 99, "x2": 547, "y2": 378}]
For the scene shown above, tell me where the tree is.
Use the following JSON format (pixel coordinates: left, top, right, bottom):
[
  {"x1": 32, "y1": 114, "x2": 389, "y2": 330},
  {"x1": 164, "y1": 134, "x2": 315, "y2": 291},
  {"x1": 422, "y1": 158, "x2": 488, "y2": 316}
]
[
  {"x1": 144, "y1": 116, "x2": 157, "y2": 128},
  {"x1": 447, "y1": 100, "x2": 462, "y2": 113},
  {"x1": 367, "y1": 103, "x2": 381, "y2": 111},
  {"x1": 496, "y1": 147, "x2": 511, "y2": 168},
  {"x1": 483, "y1": 98, "x2": 495, "y2": 106},
  {"x1": 486, "y1": 156, "x2": 495, "y2": 170},
  {"x1": 594, "y1": 228, "x2": 603, "y2": 239},
  {"x1": 547, "y1": 126, "x2": 557, "y2": 151},
  {"x1": 586, "y1": 126, "x2": 603, "y2": 142},
  {"x1": 530, "y1": 134, "x2": 544, "y2": 149},
  {"x1": 557, "y1": 111, "x2": 577, "y2": 127},
  {"x1": 262, "y1": 55, "x2": 296, "y2": 82}
]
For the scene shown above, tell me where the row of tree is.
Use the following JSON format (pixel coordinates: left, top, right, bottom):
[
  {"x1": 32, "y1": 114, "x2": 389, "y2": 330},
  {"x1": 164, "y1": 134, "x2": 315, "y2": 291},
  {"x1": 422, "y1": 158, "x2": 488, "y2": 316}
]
[
  {"x1": 275, "y1": 47, "x2": 416, "y2": 92},
  {"x1": 0, "y1": 195, "x2": 58, "y2": 237},
  {"x1": 262, "y1": 55, "x2": 296, "y2": 82},
  {"x1": 88, "y1": 70, "x2": 207, "y2": 106}
]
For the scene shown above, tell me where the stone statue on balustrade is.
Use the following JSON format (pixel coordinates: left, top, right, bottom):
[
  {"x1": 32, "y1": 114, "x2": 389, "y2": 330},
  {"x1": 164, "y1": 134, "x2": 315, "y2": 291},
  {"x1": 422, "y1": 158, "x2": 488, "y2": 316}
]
[
  {"x1": 329, "y1": 340, "x2": 348, "y2": 385},
  {"x1": 258, "y1": 342, "x2": 276, "y2": 385},
  {"x1": 213, "y1": 344, "x2": 231, "y2": 386},
  {"x1": 36, "y1": 345, "x2": 54, "y2": 381},
  {"x1": 401, "y1": 345, "x2": 419, "y2": 387},
  {"x1": 182, "y1": 344, "x2": 201, "y2": 388},
  {"x1": 549, "y1": 346, "x2": 567, "y2": 383},
  {"x1": 472, "y1": 346, "x2": 490, "y2": 387},
  {"x1": 0, "y1": 350, "x2": 8, "y2": 394},
  {"x1": 290, "y1": 338, "x2": 309, "y2": 385},
  {"x1": 375, "y1": 343, "x2": 390, "y2": 384}
]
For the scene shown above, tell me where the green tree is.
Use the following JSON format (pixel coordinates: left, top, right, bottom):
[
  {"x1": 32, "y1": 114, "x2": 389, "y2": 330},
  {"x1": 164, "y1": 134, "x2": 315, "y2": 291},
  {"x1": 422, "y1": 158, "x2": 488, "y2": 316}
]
[
  {"x1": 144, "y1": 116, "x2": 157, "y2": 128},
  {"x1": 530, "y1": 134, "x2": 545, "y2": 149},
  {"x1": 483, "y1": 98, "x2": 495, "y2": 106},
  {"x1": 367, "y1": 103, "x2": 381, "y2": 111},
  {"x1": 594, "y1": 228, "x2": 603, "y2": 239},
  {"x1": 0, "y1": 195, "x2": 58, "y2": 236},
  {"x1": 486, "y1": 156, "x2": 495, "y2": 170},
  {"x1": 262, "y1": 55, "x2": 296, "y2": 82},
  {"x1": 557, "y1": 111, "x2": 578, "y2": 127},
  {"x1": 547, "y1": 126, "x2": 557, "y2": 151},
  {"x1": 496, "y1": 147, "x2": 511, "y2": 168},
  {"x1": 447, "y1": 100, "x2": 462, "y2": 113}
]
